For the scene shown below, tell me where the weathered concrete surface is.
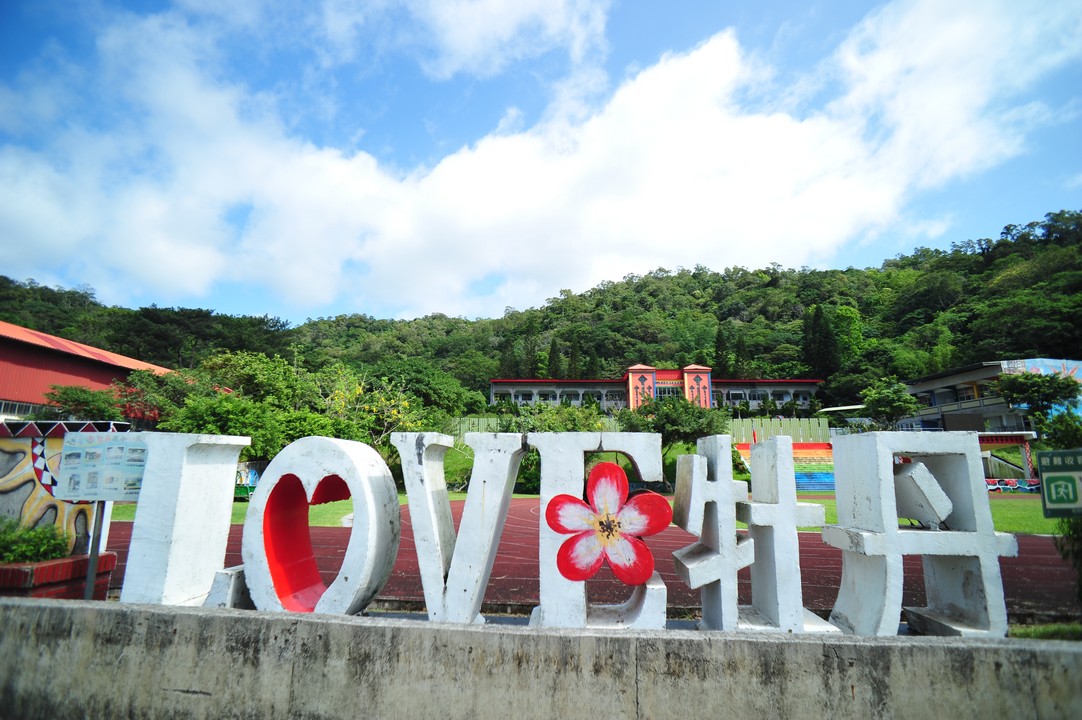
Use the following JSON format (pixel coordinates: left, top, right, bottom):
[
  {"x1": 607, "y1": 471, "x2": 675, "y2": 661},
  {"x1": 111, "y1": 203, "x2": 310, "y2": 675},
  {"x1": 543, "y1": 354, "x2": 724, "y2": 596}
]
[{"x1": 2, "y1": 598, "x2": 1079, "y2": 720}]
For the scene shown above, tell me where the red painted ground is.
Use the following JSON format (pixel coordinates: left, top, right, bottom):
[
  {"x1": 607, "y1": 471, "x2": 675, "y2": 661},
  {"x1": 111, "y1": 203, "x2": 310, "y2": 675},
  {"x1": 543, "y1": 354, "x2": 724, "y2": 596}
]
[{"x1": 105, "y1": 499, "x2": 1081, "y2": 622}]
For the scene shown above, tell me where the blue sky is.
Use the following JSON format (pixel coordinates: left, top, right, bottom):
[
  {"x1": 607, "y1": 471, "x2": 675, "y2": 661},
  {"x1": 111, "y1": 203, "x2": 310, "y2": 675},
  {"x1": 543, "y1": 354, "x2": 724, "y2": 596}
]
[{"x1": 1, "y1": 0, "x2": 1080, "y2": 326}]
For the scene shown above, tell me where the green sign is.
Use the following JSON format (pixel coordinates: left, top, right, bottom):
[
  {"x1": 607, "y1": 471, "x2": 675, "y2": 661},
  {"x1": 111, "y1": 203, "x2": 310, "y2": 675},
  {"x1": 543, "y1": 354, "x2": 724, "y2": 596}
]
[{"x1": 1036, "y1": 449, "x2": 1082, "y2": 518}]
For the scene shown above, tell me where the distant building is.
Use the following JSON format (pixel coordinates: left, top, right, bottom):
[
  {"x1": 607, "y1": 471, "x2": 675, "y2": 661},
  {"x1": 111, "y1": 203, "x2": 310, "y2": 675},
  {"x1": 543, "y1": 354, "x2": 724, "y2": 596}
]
[
  {"x1": 0, "y1": 319, "x2": 169, "y2": 421},
  {"x1": 489, "y1": 364, "x2": 821, "y2": 413},
  {"x1": 902, "y1": 358, "x2": 1082, "y2": 432}
]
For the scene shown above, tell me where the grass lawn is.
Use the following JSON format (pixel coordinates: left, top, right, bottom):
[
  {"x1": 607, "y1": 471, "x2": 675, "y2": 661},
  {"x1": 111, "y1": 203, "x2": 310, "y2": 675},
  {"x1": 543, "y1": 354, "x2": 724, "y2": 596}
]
[
  {"x1": 1009, "y1": 623, "x2": 1082, "y2": 641},
  {"x1": 792, "y1": 494, "x2": 1061, "y2": 535},
  {"x1": 112, "y1": 490, "x2": 1063, "y2": 534}
]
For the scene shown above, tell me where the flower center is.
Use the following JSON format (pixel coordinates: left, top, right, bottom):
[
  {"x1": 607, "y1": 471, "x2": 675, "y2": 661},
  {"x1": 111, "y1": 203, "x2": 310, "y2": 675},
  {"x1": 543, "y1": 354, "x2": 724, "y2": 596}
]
[{"x1": 593, "y1": 512, "x2": 621, "y2": 544}]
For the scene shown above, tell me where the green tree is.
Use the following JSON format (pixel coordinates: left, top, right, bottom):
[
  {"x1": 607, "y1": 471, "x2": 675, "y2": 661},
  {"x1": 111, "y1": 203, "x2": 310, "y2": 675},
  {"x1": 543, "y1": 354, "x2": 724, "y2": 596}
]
[
  {"x1": 497, "y1": 339, "x2": 519, "y2": 378},
  {"x1": 713, "y1": 320, "x2": 734, "y2": 377},
  {"x1": 547, "y1": 337, "x2": 564, "y2": 379},
  {"x1": 1041, "y1": 401, "x2": 1082, "y2": 609},
  {"x1": 567, "y1": 338, "x2": 582, "y2": 380},
  {"x1": 444, "y1": 349, "x2": 499, "y2": 394},
  {"x1": 365, "y1": 357, "x2": 482, "y2": 416},
  {"x1": 160, "y1": 393, "x2": 283, "y2": 461},
  {"x1": 616, "y1": 396, "x2": 729, "y2": 456},
  {"x1": 802, "y1": 305, "x2": 840, "y2": 379},
  {"x1": 115, "y1": 367, "x2": 218, "y2": 428},
  {"x1": 859, "y1": 376, "x2": 921, "y2": 429},
  {"x1": 832, "y1": 304, "x2": 864, "y2": 368},
  {"x1": 200, "y1": 351, "x2": 307, "y2": 410},
  {"x1": 1055, "y1": 515, "x2": 1082, "y2": 607},
  {"x1": 992, "y1": 372, "x2": 1081, "y2": 420},
  {"x1": 497, "y1": 403, "x2": 607, "y2": 492},
  {"x1": 35, "y1": 385, "x2": 122, "y2": 421},
  {"x1": 1040, "y1": 410, "x2": 1082, "y2": 450}
]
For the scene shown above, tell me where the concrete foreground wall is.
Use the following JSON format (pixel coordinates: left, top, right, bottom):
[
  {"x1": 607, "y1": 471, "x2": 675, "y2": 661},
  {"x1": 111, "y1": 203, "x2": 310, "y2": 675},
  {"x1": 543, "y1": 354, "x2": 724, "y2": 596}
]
[{"x1": 1, "y1": 599, "x2": 1079, "y2": 720}]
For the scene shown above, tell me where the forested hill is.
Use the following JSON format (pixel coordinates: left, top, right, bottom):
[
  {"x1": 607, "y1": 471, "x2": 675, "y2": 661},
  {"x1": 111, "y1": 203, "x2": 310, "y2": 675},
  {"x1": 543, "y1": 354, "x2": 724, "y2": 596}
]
[{"x1": 3, "y1": 210, "x2": 1080, "y2": 406}]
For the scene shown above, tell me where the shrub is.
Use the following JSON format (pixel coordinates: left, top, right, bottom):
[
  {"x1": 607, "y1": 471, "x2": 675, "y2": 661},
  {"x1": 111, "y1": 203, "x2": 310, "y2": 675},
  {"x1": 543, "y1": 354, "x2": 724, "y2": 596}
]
[
  {"x1": 0, "y1": 518, "x2": 70, "y2": 563},
  {"x1": 1054, "y1": 517, "x2": 1082, "y2": 609}
]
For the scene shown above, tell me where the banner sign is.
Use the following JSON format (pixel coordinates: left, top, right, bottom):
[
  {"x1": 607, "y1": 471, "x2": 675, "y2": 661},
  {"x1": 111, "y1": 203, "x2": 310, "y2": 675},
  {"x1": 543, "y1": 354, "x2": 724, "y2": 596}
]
[{"x1": 55, "y1": 432, "x2": 148, "y2": 502}]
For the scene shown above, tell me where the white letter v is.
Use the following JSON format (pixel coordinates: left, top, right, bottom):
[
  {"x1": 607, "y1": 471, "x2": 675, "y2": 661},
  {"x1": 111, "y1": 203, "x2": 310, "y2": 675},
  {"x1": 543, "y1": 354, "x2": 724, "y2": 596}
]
[{"x1": 391, "y1": 432, "x2": 527, "y2": 623}]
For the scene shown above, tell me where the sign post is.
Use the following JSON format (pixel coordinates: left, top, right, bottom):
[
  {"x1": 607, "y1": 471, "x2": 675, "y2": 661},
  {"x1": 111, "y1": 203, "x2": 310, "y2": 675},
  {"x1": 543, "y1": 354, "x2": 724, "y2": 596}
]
[
  {"x1": 54, "y1": 432, "x2": 149, "y2": 599},
  {"x1": 1036, "y1": 449, "x2": 1082, "y2": 518}
]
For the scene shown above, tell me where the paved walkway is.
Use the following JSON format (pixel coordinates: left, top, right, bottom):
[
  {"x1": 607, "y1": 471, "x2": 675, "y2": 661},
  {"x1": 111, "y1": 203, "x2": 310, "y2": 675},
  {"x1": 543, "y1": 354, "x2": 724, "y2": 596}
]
[{"x1": 106, "y1": 499, "x2": 1081, "y2": 622}]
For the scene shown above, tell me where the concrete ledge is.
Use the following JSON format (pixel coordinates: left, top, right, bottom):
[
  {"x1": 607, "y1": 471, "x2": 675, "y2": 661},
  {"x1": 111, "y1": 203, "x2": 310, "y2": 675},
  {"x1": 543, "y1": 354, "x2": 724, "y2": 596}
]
[{"x1": 1, "y1": 598, "x2": 1079, "y2": 719}]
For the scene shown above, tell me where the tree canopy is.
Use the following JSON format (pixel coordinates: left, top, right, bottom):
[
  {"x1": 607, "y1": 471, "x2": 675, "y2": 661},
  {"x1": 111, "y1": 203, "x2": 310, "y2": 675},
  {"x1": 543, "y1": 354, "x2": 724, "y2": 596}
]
[
  {"x1": 859, "y1": 377, "x2": 922, "y2": 429},
  {"x1": 7, "y1": 207, "x2": 1082, "y2": 448},
  {"x1": 616, "y1": 397, "x2": 730, "y2": 455}
]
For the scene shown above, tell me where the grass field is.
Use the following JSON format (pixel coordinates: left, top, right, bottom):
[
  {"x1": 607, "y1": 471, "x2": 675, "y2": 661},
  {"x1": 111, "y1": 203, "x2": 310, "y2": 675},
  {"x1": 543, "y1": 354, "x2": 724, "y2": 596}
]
[
  {"x1": 1008, "y1": 623, "x2": 1082, "y2": 641},
  {"x1": 111, "y1": 491, "x2": 1063, "y2": 535}
]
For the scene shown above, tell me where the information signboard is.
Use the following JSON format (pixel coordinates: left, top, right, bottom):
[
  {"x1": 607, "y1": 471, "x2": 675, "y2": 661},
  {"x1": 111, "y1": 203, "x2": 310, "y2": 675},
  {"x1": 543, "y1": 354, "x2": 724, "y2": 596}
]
[
  {"x1": 54, "y1": 432, "x2": 148, "y2": 502},
  {"x1": 1036, "y1": 449, "x2": 1082, "y2": 519}
]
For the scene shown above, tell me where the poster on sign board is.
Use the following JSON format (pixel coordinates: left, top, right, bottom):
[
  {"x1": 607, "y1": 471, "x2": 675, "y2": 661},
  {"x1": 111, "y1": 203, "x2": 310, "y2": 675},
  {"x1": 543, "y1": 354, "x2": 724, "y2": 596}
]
[{"x1": 55, "y1": 432, "x2": 148, "y2": 502}]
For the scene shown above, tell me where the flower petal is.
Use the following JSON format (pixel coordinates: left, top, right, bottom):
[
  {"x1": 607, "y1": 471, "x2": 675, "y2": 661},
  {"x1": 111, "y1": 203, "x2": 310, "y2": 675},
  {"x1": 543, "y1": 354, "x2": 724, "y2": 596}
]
[
  {"x1": 586, "y1": 462, "x2": 628, "y2": 516},
  {"x1": 617, "y1": 492, "x2": 673, "y2": 537},
  {"x1": 604, "y1": 535, "x2": 655, "y2": 586},
  {"x1": 546, "y1": 494, "x2": 595, "y2": 534},
  {"x1": 556, "y1": 531, "x2": 605, "y2": 581}
]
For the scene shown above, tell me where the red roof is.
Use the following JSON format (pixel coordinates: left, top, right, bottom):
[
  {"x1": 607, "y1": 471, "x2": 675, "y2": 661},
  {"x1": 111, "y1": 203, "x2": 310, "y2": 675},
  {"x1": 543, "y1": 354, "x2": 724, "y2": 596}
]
[
  {"x1": 0, "y1": 320, "x2": 170, "y2": 375},
  {"x1": 490, "y1": 378, "x2": 620, "y2": 385},
  {"x1": 710, "y1": 378, "x2": 823, "y2": 384},
  {"x1": 491, "y1": 375, "x2": 822, "y2": 385}
]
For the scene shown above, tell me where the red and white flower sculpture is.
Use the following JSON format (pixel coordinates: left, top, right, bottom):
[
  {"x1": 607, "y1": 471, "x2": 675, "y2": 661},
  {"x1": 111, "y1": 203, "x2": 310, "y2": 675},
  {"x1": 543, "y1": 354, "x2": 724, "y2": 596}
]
[{"x1": 545, "y1": 462, "x2": 673, "y2": 585}]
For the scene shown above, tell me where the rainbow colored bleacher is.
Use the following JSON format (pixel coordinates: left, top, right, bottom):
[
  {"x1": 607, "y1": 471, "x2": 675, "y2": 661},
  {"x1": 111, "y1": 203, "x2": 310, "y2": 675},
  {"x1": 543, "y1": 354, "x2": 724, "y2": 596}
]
[
  {"x1": 735, "y1": 438, "x2": 1039, "y2": 494},
  {"x1": 736, "y1": 442, "x2": 835, "y2": 492}
]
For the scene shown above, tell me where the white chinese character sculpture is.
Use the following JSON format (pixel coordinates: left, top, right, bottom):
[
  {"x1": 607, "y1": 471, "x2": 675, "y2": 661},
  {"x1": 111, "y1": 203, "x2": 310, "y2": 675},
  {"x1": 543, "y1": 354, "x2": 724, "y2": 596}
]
[
  {"x1": 672, "y1": 435, "x2": 753, "y2": 631},
  {"x1": 824, "y1": 432, "x2": 1018, "y2": 636},
  {"x1": 674, "y1": 435, "x2": 834, "y2": 632},
  {"x1": 738, "y1": 436, "x2": 837, "y2": 632}
]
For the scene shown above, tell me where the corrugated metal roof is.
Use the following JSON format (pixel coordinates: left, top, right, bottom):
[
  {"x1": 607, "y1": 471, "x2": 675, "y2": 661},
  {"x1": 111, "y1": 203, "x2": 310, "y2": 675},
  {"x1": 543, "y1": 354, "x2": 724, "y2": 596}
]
[
  {"x1": 0, "y1": 342, "x2": 132, "y2": 404},
  {"x1": 0, "y1": 319, "x2": 170, "y2": 375}
]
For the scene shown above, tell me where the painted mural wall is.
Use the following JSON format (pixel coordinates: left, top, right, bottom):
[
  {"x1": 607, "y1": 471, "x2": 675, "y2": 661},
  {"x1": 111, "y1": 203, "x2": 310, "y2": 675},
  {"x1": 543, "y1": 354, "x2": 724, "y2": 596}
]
[{"x1": 0, "y1": 422, "x2": 128, "y2": 553}]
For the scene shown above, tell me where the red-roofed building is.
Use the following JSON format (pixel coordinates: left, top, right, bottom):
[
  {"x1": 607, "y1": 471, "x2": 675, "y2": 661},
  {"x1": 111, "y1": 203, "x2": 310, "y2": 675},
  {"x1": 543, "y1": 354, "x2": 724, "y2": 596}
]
[
  {"x1": 0, "y1": 319, "x2": 170, "y2": 420},
  {"x1": 489, "y1": 364, "x2": 821, "y2": 413}
]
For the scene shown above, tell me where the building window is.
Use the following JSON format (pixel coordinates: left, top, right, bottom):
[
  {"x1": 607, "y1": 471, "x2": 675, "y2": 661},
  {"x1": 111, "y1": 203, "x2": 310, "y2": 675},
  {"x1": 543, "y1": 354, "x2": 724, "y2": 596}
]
[
  {"x1": 656, "y1": 386, "x2": 683, "y2": 399},
  {"x1": 0, "y1": 400, "x2": 49, "y2": 419},
  {"x1": 956, "y1": 386, "x2": 976, "y2": 402}
]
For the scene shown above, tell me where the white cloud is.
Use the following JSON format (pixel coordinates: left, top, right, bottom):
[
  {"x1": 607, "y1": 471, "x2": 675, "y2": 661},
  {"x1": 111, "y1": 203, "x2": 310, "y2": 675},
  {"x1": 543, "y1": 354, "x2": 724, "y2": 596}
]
[
  {"x1": 174, "y1": 0, "x2": 268, "y2": 28},
  {"x1": 300, "y1": 0, "x2": 611, "y2": 76},
  {"x1": 1, "y1": 0, "x2": 1080, "y2": 320},
  {"x1": 406, "y1": 0, "x2": 611, "y2": 78},
  {"x1": 829, "y1": 0, "x2": 1082, "y2": 189}
]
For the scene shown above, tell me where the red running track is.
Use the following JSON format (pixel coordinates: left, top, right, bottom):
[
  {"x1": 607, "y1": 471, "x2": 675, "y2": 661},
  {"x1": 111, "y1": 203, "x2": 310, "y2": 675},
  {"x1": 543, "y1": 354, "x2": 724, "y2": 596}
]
[{"x1": 106, "y1": 499, "x2": 1081, "y2": 623}]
